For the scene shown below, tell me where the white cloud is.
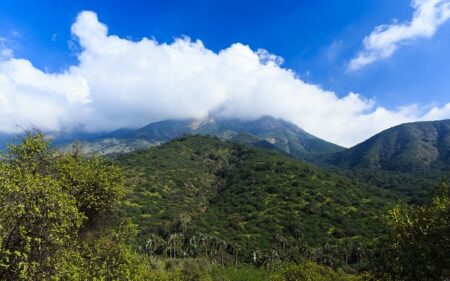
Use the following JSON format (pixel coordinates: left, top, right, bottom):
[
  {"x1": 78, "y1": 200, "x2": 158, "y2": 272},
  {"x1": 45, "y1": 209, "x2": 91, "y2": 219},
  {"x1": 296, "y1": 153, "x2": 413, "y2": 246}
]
[
  {"x1": 0, "y1": 11, "x2": 449, "y2": 147},
  {"x1": 349, "y1": 0, "x2": 450, "y2": 71}
]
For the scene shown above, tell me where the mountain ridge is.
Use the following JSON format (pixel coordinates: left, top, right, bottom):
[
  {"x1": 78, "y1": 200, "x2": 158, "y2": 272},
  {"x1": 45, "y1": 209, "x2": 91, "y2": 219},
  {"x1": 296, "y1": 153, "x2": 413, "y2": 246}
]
[
  {"x1": 66, "y1": 116, "x2": 346, "y2": 158},
  {"x1": 325, "y1": 119, "x2": 450, "y2": 174}
]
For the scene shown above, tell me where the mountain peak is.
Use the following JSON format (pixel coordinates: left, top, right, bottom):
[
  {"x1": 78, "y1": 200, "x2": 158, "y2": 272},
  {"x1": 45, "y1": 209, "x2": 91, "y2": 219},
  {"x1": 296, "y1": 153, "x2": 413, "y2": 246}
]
[
  {"x1": 327, "y1": 119, "x2": 450, "y2": 173},
  {"x1": 64, "y1": 116, "x2": 345, "y2": 157},
  {"x1": 188, "y1": 116, "x2": 216, "y2": 130}
]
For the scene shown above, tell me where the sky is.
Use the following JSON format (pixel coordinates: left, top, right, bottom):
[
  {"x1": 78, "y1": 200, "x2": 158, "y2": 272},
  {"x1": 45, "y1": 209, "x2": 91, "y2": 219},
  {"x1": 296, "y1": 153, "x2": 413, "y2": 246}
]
[{"x1": 0, "y1": 0, "x2": 449, "y2": 147}]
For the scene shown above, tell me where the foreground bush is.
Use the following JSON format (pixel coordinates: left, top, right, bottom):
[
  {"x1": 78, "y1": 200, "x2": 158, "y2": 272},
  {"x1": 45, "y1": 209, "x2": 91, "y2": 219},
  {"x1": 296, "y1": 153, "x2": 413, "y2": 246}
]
[
  {"x1": 371, "y1": 182, "x2": 450, "y2": 280},
  {"x1": 0, "y1": 133, "x2": 148, "y2": 280}
]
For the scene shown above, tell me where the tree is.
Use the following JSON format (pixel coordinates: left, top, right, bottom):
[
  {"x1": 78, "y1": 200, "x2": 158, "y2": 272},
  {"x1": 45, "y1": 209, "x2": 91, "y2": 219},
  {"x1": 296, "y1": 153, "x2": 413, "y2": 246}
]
[
  {"x1": 372, "y1": 181, "x2": 450, "y2": 280},
  {"x1": 145, "y1": 234, "x2": 165, "y2": 257},
  {"x1": 0, "y1": 132, "x2": 145, "y2": 280},
  {"x1": 0, "y1": 172, "x2": 83, "y2": 280}
]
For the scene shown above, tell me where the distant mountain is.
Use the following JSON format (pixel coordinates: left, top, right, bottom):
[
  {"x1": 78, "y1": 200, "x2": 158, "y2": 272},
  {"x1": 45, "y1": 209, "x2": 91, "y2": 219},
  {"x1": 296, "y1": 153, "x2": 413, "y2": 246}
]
[
  {"x1": 0, "y1": 129, "x2": 106, "y2": 151},
  {"x1": 325, "y1": 120, "x2": 450, "y2": 175},
  {"x1": 115, "y1": 135, "x2": 398, "y2": 248},
  {"x1": 0, "y1": 134, "x2": 14, "y2": 151},
  {"x1": 70, "y1": 116, "x2": 345, "y2": 158}
]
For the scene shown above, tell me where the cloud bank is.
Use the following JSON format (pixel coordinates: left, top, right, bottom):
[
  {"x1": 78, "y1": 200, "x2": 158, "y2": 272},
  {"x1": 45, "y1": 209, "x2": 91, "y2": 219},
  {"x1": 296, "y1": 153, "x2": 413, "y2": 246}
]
[
  {"x1": 349, "y1": 0, "x2": 450, "y2": 71},
  {"x1": 0, "y1": 11, "x2": 449, "y2": 147}
]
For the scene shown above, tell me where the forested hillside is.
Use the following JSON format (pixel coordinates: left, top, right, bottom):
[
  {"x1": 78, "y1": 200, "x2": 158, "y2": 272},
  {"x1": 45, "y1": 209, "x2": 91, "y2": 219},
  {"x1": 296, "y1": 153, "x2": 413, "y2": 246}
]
[
  {"x1": 115, "y1": 136, "x2": 398, "y2": 260},
  {"x1": 321, "y1": 120, "x2": 450, "y2": 203},
  {"x1": 1, "y1": 133, "x2": 449, "y2": 280},
  {"x1": 326, "y1": 120, "x2": 450, "y2": 174}
]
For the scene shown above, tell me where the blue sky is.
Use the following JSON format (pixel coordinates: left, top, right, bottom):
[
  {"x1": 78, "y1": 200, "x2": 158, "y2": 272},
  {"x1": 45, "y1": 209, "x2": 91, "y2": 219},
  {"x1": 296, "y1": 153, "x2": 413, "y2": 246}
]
[
  {"x1": 2, "y1": 0, "x2": 448, "y2": 106},
  {"x1": 0, "y1": 0, "x2": 449, "y2": 146}
]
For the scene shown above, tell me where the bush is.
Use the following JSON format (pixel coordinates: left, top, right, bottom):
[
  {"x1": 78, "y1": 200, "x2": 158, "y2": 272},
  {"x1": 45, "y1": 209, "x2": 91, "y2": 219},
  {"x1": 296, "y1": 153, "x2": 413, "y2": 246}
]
[
  {"x1": 269, "y1": 262, "x2": 364, "y2": 281},
  {"x1": 0, "y1": 132, "x2": 145, "y2": 280},
  {"x1": 371, "y1": 182, "x2": 450, "y2": 280}
]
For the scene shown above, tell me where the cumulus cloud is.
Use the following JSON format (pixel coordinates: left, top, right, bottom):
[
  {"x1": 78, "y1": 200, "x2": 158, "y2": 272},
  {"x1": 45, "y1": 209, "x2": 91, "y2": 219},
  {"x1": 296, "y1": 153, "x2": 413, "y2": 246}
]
[
  {"x1": 0, "y1": 11, "x2": 449, "y2": 147},
  {"x1": 349, "y1": 0, "x2": 450, "y2": 71}
]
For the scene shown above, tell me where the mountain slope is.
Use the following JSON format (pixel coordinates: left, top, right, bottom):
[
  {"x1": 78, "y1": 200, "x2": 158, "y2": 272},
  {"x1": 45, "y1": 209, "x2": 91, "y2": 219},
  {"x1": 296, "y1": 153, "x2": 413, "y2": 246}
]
[
  {"x1": 78, "y1": 116, "x2": 345, "y2": 158},
  {"x1": 114, "y1": 135, "x2": 398, "y2": 250},
  {"x1": 0, "y1": 130, "x2": 105, "y2": 150},
  {"x1": 326, "y1": 120, "x2": 450, "y2": 174},
  {"x1": 0, "y1": 134, "x2": 13, "y2": 151},
  {"x1": 318, "y1": 120, "x2": 450, "y2": 203}
]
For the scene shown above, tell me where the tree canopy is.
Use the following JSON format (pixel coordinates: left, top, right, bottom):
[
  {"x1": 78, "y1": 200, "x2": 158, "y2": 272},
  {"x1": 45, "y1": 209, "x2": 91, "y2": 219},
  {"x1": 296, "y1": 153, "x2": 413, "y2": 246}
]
[
  {"x1": 0, "y1": 132, "x2": 146, "y2": 280},
  {"x1": 371, "y1": 181, "x2": 450, "y2": 280}
]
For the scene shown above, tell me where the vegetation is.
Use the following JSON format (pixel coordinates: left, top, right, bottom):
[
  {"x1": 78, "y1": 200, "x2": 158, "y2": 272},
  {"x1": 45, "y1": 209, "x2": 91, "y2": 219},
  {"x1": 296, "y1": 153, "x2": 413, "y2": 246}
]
[
  {"x1": 318, "y1": 166, "x2": 439, "y2": 205},
  {"x1": 0, "y1": 132, "x2": 148, "y2": 280},
  {"x1": 315, "y1": 119, "x2": 450, "y2": 207},
  {"x1": 370, "y1": 181, "x2": 450, "y2": 280},
  {"x1": 326, "y1": 120, "x2": 450, "y2": 172},
  {"x1": 1, "y1": 133, "x2": 447, "y2": 280},
  {"x1": 114, "y1": 135, "x2": 400, "y2": 269},
  {"x1": 136, "y1": 258, "x2": 364, "y2": 281}
]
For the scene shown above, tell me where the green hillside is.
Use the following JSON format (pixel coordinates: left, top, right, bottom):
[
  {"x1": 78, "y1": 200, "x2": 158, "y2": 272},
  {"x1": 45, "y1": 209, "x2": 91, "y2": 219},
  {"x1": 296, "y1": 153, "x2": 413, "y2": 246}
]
[
  {"x1": 2, "y1": 133, "x2": 447, "y2": 280},
  {"x1": 114, "y1": 136, "x2": 399, "y2": 253},
  {"x1": 321, "y1": 120, "x2": 450, "y2": 202},
  {"x1": 326, "y1": 120, "x2": 450, "y2": 174}
]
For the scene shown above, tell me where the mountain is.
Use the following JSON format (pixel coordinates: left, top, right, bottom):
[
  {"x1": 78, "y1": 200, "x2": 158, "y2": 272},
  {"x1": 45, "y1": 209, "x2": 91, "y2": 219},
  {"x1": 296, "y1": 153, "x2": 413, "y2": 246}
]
[
  {"x1": 0, "y1": 134, "x2": 14, "y2": 151},
  {"x1": 319, "y1": 120, "x2": 450, "y2": 202},
  {"x1": 326, "y1": 120, "x2": 450, "y2": 174},
  {"x1": 74, "y1": 116, "x2": 345, "y2": 158},
  {"x1": 114, "y1": 135, "x2": 399, "y2": 250},
  {"x1": 0, "y1": 129, "x2": 105, "y2": 150}
]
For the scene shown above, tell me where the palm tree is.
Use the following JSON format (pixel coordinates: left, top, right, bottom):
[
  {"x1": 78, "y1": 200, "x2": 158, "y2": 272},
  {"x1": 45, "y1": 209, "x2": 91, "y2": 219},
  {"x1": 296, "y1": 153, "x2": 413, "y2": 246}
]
[
  {"x1": 145, "y1": 234, "x2": 164, "y2": 257},
  {"x1": 167, "y1": 233, "x2": 184, "y2": 258}
]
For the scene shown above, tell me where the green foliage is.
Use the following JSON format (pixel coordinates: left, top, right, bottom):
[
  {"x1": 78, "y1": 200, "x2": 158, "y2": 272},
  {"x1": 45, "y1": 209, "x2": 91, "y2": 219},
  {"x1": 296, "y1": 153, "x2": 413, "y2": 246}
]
[
  {"x1": 211, "y1": 265, "x2": 270, "y2": 281},
  {"x1": 56, "y1": 233, "x2": 152, "y2": 281},
  {"x1": 327, "y1": 167, "x2": 434, "y2": 205},
  {"x1": 54, "y1": 148, "x2": 125, "y2": 224},
  {"x1": 327, "y1": 120, "x2": 450, "y2": 173},
  {"x1": 324, "y1": 120, "x2": 450, "y2": 201},
  {"x1": 0, "y1": 172, "x2": 83, "y2": 280},
  {"x1": 115, "y1": 135, "x2": 398, "y2": 267},
  {"x1": 0, "y1": 132, "x2": 145, "y2": 280},
  {"x1": 4, "y1": 132, "x2": 444, "y2": 280},
  {"x1": 371, "y1": 181, "x2": 450, "y2": 280},
  {"x1": 126, "y1": 257, "x2": 362, "y2": 281},
  {"x1": 269, "y1": 262, "x2": 365, "y2": 281}
]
